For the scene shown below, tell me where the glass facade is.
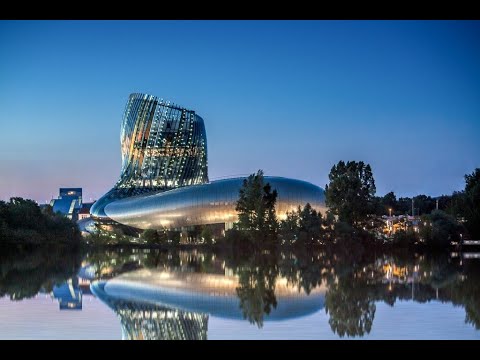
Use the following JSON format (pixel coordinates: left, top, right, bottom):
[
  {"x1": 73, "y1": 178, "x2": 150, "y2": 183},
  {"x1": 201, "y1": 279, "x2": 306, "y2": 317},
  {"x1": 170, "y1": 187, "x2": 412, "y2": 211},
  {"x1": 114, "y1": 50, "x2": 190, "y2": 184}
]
[
  {"x1": 90, "y1": 93, "x2": 208, "y2": 222},
  {"x1": 117, "y1": 93, "x2": 208, "y2": 190},
  {"x1": 91, "y1": 282, "x2": 208, "y2": 340},
  {"x1": 91, "y1": 92, "x2": 326, "y2": 231}
]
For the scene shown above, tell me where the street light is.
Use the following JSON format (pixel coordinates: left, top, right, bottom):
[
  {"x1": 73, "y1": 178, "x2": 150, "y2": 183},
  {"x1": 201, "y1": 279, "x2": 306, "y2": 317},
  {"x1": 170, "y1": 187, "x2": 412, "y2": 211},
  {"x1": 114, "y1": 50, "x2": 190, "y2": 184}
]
[{"x1": 389, "y1": 208, "x2": 392, "y2": 217}]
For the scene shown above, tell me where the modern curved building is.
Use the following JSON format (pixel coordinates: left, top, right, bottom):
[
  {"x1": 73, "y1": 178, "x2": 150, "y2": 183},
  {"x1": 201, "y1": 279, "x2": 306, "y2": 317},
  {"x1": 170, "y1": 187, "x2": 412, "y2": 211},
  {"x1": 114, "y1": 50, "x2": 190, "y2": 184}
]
[
  {"x1": 91, "y1": 93, "x2": 326, "y2": 232},
  {"x1": 91, "y1": 268, "x2": 326, "y2": 323}
]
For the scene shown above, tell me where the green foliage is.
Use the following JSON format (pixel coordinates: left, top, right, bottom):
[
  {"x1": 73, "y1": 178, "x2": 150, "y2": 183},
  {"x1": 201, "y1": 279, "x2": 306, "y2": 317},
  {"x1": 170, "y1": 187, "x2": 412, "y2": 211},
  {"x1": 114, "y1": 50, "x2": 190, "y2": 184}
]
[
  {"x1": 200, "y1": 226, "x2": 214, "y2": 245},
  {"x1": 299, "y1": 203, "x2": 323, "y2": 239},
  {"x1": 0, "y1": 197, "x2": 81, "y2": 245},
  {"x1": 279, "y1": 203, "x2": 323, "y2": 246},
  {"x1": 325, "y1": 161, "x2": 376, "y2": 226},
  {"x1": 441, "y1": 168, "x2": 480, "y2": 238},
  {"x1": 279, "y1": 209, "x2": 300, "y2": 245},
  {"x1": 217, "y1": 229, "x2": 256, "y2": 252},
  {"x1": 383, "y1": 191, "x2": 397, "y2": 210},
  {"x1": 323, "y1": 211, "x2": 336, "y2": 230},
  {"x1": 392, "y1": 229, "x2": 417, "y2": 248},
  {"x1": 235, "y1": 170, "x2": 278, "y2": 239},
  {"x1": 168, "y1": 230, "x2": 181, "y2": 245},
  {"x1": 463, "y1": 168, "x2": 480, "y2": 238},
  {"x1": 141, "y1": 228, "x2": 180, "y2": 246},
  {"x1": 142, "y1": 229, "x2": 162, "y2": 244},
  {"x1": 373, "y1": 191, "x2": 441, "y2": 217},
  {"x1": 420, "y1": 210, "x2": 464, "y2": 249},
  {"x1": 445, "y1": 191, "x2": 466, "y2": 217}
]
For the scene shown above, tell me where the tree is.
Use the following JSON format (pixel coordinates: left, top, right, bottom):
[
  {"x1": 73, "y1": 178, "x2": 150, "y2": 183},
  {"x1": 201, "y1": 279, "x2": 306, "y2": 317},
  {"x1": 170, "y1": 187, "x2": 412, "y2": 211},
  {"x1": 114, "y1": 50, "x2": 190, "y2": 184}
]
[
  {"x1": 325, "y1": 272, "x2": 376, "y2": 338},
  {"x1": 413, "y1": 194, "x2": 436, "y2": 215},
  {"x1": 382, "y1": 191, "x2": 397, "y2": 214},
  {"x1": 324, "y1": 161, "x2": 376, "y2": 227},
  {"x1": 143, "y1": 229, "x2": 161, "y2": 244},
  {"x1": 200, "y1": 226, "x2": 213, "y2": 245},
  {"x1": 167, "y1": 230, "x2": 181, "y2": 245},
  {"x1": 443, "y1": 168, "x2": 480, "y2": 238},
  {"x1": 235, "y1": 170, "x2": 278, "y2": 237},
  {"x1": 0, "y1": 197, "x2": 81, "y2": 244},
  {"x1": 279, "y1": 209, "x2": 300, "y2": 244},
  {"x1": 298, "y1": 203, "x2": 323, "y2": 245},
  {"x1": 279, "y1": 203, "x2": 323, "y2": 246},
  {"x1": 420, "y1": 210, "x2": 464, "y2": 249},
  {"x1": 234, "y1": 253, "x2": 279, "y2": 328},
  {"x1": 397, "y1": 197, "x2": 413, "y2": 215},
  {"x1": 464, "y1": 168, "x2": 480, "y2": 238}
]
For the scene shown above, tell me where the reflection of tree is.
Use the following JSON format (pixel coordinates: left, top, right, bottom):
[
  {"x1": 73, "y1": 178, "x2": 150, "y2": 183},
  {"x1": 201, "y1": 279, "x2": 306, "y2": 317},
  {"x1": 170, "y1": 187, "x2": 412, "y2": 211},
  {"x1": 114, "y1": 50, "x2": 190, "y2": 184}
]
[
  {"x1": 278, "y1": 249, "x2": 326, "y2": 295},
  {"x1": 325, "y1": 280, "x2": 376, "y2": 337},
  {"x1": 323, "y1": 248, "x2": 378, "y2": 338},
  {"x1": 234, "y1": 253, "x2": 279, "y2": 328},
  {"x1": 0, "y1": 246, "x2": 82, "y2": 300},
  {"x1": 144, "y1": 250, "x2": 181, "y2": 270},
  {"x1": 236, "y1": 269, "x2": 276, "y2": 327},
  {"x1": 450, "y1": 261, "x2": 480, "y2": 330}
]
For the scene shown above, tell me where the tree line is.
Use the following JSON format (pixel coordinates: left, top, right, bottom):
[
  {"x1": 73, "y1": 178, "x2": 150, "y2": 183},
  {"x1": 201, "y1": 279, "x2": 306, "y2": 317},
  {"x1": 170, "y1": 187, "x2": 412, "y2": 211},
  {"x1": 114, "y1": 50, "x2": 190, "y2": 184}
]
[
  {"x1": 225, "y1": 163, "x2": 480, "y2": 250},
  {"x1": 0, "y1": 197, "x2": 82, "y2": 245}
]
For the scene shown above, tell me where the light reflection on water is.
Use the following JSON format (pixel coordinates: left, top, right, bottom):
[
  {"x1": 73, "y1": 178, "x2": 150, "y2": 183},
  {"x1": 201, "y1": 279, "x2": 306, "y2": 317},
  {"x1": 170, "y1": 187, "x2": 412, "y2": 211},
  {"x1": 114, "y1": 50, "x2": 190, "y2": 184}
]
[{"x1": 0, "y1": 247, "x2": 479, "y2": 340}]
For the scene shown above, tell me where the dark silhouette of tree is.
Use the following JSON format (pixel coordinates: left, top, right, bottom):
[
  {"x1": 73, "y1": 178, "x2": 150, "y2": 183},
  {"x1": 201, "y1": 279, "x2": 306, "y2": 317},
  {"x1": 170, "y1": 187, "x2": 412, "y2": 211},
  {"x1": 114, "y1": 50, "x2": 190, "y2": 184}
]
[
  {"x1": 168, "y1": 230, "x2": 181, "y2": 245},
  {"x1": 235, "y1": 170, "x2": 278, "y2": 239},
  {"x1": 464, "y1": 168, "x2": 480, "y2": 238},
  {"x1": 143, "y1": 229, "x2": 162, "y2": 244},
  {"x1": 0, "y1": 197, "x2": 81, "y2": 244},
  {"x1": 279, "y1": 203, "x2": 323, "y2": 245},
  {"x1": 325, "y1": 280, "x2": 376, "y2": 338},
  {"x1": 382, "y1": 191, "x2": 397, "y2": 214},
  {"x1": 0, "y1": 246, "x2": 82, "y2": 301},
  {"x1": 279, "y1": 209, "x2": 299, "y2": 245},
  {"x1": 298, "y1": 203, "x2": 323, "y2": 244},
  {"x1": 234, "y1": 252, "x2": 279, "y2": 328},
  {"x1": 236, "y1": 269, "x2": 277, "y2": 328},
  {"x1": 324, "y1": 161, "x2": 376, "y2": 227},
  {"x1": 419, "y1": 210, "x2": 464, "y2": 249},
  {"x1": 200, "y1": 226, "x2": 214, "y2": 245}
]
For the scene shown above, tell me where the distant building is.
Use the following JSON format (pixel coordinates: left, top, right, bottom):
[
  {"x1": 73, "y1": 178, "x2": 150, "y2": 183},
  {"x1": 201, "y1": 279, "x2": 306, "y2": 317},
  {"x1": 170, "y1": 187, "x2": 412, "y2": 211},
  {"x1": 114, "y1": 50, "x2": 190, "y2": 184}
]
[
  {"x1": 50, "y1": 188, "x2": 82, "y2": 220},
  {"x1": 52, "y1": 278, "x2": 82, "y2": 310},
  {"x1": 78, "y1": 208, "x2": 90, "y2": 220},
  {"x1": 78, "y1": 202, "x2": 95, "y2": 220}
]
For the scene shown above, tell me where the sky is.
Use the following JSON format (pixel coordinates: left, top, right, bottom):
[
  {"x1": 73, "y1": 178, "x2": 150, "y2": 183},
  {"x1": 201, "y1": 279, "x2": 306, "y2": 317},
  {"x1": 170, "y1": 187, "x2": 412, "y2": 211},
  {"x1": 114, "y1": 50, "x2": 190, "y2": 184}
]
[
  {"x1": 0, "y1": 20, "x2": 479, "y2": 203},
  {"x1": 1, "y1": 297, "x2": 479, "y2": 339}
]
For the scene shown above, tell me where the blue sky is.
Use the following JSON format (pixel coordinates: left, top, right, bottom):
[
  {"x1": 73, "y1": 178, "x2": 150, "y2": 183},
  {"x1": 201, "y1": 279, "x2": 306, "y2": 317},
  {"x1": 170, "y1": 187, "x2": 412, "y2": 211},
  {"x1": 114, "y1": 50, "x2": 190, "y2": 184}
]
[{"x1": 0, "y1": 20, "x2": 479, "y2": 203}]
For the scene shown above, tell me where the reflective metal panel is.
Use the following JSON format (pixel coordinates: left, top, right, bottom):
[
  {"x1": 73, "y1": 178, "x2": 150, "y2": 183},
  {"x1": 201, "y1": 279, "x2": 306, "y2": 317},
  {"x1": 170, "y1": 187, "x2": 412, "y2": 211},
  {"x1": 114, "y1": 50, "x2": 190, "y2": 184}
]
[
  {"x1": 104, "y1": 177, "x2": 326, "y2": 230},
  {"x1": 92, "y1": 268, "x2": 326, "y2": 321}
]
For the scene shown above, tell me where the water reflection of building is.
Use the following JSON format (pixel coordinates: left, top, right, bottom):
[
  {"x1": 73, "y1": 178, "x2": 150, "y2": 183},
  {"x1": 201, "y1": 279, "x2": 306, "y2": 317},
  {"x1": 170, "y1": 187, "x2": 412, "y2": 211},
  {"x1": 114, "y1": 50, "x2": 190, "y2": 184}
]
[
  {"x1": 52, "y1": 278, "x2": 82, "y2": 310},
  {"x1": 51, "y1": 264, "x2": 96, "y2": 310},
  {"x1": 92, "y1": 269, "x2": 326, "y2": 321},
  {"x1": 95, "y1": 284, "x2": 208, "y2": 340}
]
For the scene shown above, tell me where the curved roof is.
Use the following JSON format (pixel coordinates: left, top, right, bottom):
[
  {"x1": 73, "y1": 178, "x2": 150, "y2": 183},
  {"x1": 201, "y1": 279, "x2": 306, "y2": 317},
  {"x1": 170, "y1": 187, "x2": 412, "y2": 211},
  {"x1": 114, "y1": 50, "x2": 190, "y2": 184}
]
[
  {"x1": 91, "y1": 268, "x2": 326, "y2": 321},
  {"x1": 102, "y1": 176, "x2": 326, "y2": 229}
]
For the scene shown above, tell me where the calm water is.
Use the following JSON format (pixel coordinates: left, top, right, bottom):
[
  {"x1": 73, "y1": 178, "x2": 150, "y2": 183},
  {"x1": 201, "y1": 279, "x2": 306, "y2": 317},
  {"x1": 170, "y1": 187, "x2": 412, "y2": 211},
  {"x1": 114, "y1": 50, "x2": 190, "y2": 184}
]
[{"x1": 0, "y1": 246, "x2": 479, "y2": 340}]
